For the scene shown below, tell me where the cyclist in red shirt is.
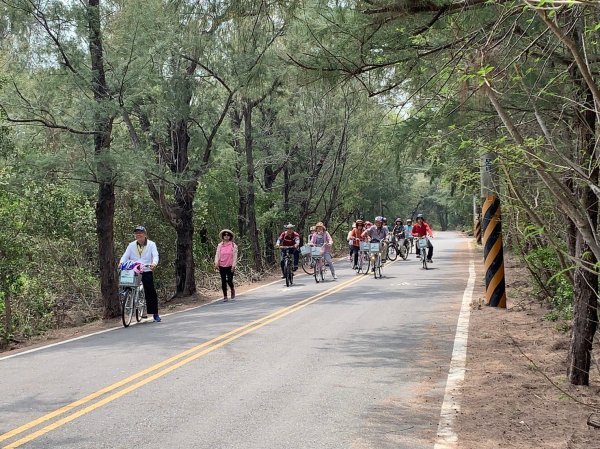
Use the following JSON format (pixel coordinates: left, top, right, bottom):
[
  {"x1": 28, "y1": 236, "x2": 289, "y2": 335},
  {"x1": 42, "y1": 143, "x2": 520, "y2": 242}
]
[
  {"x1": 276, "y1": 223, "x2": 300, "y2": 277},
  {"x1": 411, "y1": 214, "x2": 434, "y2": 262}
]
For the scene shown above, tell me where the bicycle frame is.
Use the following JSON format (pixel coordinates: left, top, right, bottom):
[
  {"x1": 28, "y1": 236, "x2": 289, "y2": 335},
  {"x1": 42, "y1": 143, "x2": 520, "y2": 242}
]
[{"x1": 279, "y1": 247, "x2": 295, "y2": 287}]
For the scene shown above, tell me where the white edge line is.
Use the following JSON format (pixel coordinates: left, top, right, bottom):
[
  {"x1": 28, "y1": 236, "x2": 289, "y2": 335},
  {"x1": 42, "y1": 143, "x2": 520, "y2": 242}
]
[
  {"x1": 0, "y1": 277, "x2": 284, "y2": 362},
  {"x1": 434, "y1": 258, "x2": 476, "y2": 449}
]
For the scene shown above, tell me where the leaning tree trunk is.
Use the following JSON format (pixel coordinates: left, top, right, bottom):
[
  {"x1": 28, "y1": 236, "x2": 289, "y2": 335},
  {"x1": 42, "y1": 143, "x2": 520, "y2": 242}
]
[
  {"x1": 569, "y1": 232, "x2": 598, "y2": 385},
  {"x1": 567, "y1": 15, "x2": 598, "y2": 384},
  {"x1": 89, "y1": 0, "x2": 118, "y2": 318}
]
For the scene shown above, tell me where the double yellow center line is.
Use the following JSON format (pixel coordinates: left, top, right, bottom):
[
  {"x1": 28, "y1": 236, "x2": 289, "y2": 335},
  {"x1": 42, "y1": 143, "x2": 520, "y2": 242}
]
[{"x1": 1, "y1": 273, "x2": 370, "y2": 448}]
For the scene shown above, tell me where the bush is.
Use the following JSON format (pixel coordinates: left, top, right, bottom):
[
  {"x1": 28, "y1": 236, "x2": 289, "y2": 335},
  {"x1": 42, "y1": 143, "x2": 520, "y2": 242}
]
[{"x1": 524, "y1": 246, "x2": 573, "y2": 321}]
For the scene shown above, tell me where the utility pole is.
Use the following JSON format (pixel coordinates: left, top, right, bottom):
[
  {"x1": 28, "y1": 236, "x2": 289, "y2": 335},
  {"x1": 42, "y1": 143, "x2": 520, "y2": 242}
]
[{"x1": 481, "y1": 153, "x2": 507, "y2": 308}]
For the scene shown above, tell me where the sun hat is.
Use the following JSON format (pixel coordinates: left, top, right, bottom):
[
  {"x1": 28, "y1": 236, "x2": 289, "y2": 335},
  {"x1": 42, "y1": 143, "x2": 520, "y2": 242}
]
[
  {"x1": 315, "y1": 221, "x2": 326, "y2": 230},
  {"x1": 219, "y1": 229, "x2": 235, "y2": 240}
]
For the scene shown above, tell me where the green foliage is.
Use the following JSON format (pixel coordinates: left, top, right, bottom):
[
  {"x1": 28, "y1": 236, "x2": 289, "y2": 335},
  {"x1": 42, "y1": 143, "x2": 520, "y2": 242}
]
[{"x1": 523, "y1": 245, "x2": 573, "y2": 322}]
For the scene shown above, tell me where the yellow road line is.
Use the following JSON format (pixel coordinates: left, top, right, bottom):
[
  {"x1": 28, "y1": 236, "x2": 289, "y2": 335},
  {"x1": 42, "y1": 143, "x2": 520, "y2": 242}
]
[{"x1": 1, "y1": 274, "x2": 368, "y2": 448}]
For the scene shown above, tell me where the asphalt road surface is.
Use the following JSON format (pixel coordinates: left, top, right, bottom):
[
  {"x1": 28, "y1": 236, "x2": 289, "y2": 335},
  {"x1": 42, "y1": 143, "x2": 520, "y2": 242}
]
[{"x1": 0, "y1": 231, "x2": 475, "y2": 449}]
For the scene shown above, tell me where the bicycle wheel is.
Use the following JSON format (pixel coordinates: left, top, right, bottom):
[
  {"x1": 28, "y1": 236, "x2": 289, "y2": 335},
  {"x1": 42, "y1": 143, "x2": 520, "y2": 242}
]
[
  {"x1": 399, "y1": 244, "x2": 408, "y2": 261},
  {"x1": 364, "y1": 254, "x2": 371, "y2": 275},
  {"x1": 121, "y1": 289, "x2": 134, "y2": 327},
  {"x1": 387, "y1": 244, "x2": 398, "y2": 261},
  {"x1": 301, "y1": 255, "x2": 314, "y2": 275},
  {"x1": 422, "y1": 248, "x2": 428, "y2": 269},
  {"x1": 356, "y1": 253, "x2": 363, "y2": 273},
  {"x1": 373, "y1": 255, "x2": 380, "y2": 279},
  {"x1": 320, "y1": 264, "x2": 325, "y2": 282},
  {"x1": 314, "y1": 259, "x2": 321, "y2": 283},
  {"x1": 135, "y1": 287, "x2": 146, "y2": 322},
  {"x1": 288, "y1": 259, "x2": 294, "y2": 286},
  {"x1": 284, "y1": 260, "x2": 292, "y2": 287},
  {"x1": 376, "y1": 256, "x2": 383, "y2": 278}
]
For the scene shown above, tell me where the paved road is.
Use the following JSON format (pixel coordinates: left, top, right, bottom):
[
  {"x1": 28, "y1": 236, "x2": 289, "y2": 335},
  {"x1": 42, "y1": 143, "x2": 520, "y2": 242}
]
[{"x1": 0, "y1": 232, "x2": 475, "y2": 449}]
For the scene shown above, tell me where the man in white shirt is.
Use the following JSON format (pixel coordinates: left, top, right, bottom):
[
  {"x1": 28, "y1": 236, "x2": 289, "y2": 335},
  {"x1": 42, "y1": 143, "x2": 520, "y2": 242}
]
[{"x1": 119, "y1": 226, "x2": 161, "y2": 321}]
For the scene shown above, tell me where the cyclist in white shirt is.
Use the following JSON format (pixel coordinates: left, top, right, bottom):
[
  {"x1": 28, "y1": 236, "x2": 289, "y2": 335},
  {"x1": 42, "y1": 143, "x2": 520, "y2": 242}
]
[{"x1": 119, "y1": 226, "x2": 161, "y2": 322}]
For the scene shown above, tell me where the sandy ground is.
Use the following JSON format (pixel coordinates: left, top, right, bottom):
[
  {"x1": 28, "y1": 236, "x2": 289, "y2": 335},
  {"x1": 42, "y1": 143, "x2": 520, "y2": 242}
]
[
  {"x1": 2, "y1": 259, "x2": 599, "y2": 448},
  {"x1": 457, "y1": 256, "x2": 600, "y2": 449}
]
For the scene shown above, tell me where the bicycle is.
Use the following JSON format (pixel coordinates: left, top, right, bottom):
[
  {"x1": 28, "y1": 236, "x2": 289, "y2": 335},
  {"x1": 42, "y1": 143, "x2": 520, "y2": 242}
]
[
  {"x1": 386, "y1": 235, "x2": 409, "y2": 261},
  {"x1": 406, "y1": 235, "x2": 415, "y2": 254},
  {"x1": 300, "y1": 245, "x2": 315, "y2": 275},
  {"x1": 118, "y1": 268, "x2": 146, "y2": 327},
  {"x1": 357, "y1": 241, "x2": 371, "y2": 275},
  {"x1": 417, "y1": 237, "x2": 430, "y2": 270},
  {"x1": 369, "y1": 241, "x2": 383, "y2": 279},
  {"x1": 311, "y1": 245, "x2": 332, "y2": 283},
  {"x1": 278, "y1": 247, "x2": 295, "y2": 287}
]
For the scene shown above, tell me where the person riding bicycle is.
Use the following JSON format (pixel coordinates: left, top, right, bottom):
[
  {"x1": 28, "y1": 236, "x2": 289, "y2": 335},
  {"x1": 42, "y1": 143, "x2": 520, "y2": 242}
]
[
  {"x1": 382, "y1": 217, "x2": 391, "y2": 232},
  {"x1": 310, "y1": 221, "x2": 337, "y2": 280},
  {"x1": 362, "y1": 216, "x2": 389, "y2": 261},
  {"x1": 346, "y1": 222, "x2": 356, "y2": 262},
  {"x1": 392, "y1": 218, "x2": 410, "y2": 253},
  {"x1": 404, "y1": 218, "x2": 414, "y2": 251},
  {"x1": 276, "y1": 223, "x2": 300, "y2": 278},
  {"x1": 392, "y1": 218, "x2": 405, "y2": 239},
  {"x1": 411, "y1": 214, "x2": 434, "y2": 262},
  {"x1": 119, "y1": 226, "x2": 161, "y2": 322},
  {"x1": 348, "y1": 219, "x2": 366, "y2": 269},
  {"x1": 404, "y1": 218, "x2": 413, "y2": 236}
]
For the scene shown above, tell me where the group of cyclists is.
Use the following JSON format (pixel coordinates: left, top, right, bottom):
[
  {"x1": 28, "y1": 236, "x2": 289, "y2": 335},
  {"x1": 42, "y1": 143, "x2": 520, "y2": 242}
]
[
  {"x1": 274, "y1": 214, "x2": 435, "y2": 280},
  {"x1": 117, "y1": 215, "x2": 434, "y2": 324}
]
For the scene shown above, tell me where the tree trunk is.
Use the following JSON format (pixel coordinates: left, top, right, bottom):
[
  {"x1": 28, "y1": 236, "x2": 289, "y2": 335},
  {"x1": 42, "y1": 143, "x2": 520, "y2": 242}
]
[
  {"x1": 97, "y1": 182, "x2": 118, "y2": 318},
  {"x1": 88, "y1": 0, "x2": 118, "y2": 318},
  {"x1": 243, "y1": 102, "x2": 262, "y2": 271},
  {"x1": 174, "y1": 210, "x2": 196, "y2": 297},
  {"x1": 170, "y1": 118, "x2": 197, "y2": 298},
  {"x1": 569, "y1": 232, "x2": 598, "y2": 385},
  {"x1": 3, "y1": 292, "x2": 12, "y2": 346},
  {"x1": 230, "y1": 108, "x2": 247, "y2": 238},
  {"x1": 567, "y1": 15, "x2": 598, "y2": 384}
]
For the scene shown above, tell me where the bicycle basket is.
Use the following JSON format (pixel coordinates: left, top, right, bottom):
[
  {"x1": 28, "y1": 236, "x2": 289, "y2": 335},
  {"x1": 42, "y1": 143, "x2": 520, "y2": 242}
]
[
  {"x1": 300, "y1": 245, "x2": 312, "y2": 256},
  {"x1": 310, "y1": 246, "x2": 322, "y2": 257},
  {"x1": 359, "y1": 241, "x2": 370, "y2": 251},
  {"x1": 119, "y1": 270, "x2": 141, "y2": 287},
  {"x1": 369, "y1": 242, "x2": 381, "y2": 252},
  {"x1": 418, "y1": 238, "x2": 428, "y2": 249}
]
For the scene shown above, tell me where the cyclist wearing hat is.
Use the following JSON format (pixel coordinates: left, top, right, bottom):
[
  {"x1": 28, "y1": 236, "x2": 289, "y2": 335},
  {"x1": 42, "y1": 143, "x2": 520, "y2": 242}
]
[
  {"x1": 348, "y1": 219, "x2": 366, "y2": 269},
  {"x1": 392, "y1": 218, "x2": 410, "y2": 253},
  {"x1": 362, "y1": 216, "x2": 389, "y2": 261},
  {"x1": 310, "y1": 222, "x2": 337, "y2": 279},
  {"x1": 119, "y1": 226, "x2": 161, "y2": 322},
  {"x1": 276, "y1": 223, "x2": 300, "y2": 277},
  {"x1": 214, "y1": 229, "x2": 238, "y2": 301}
]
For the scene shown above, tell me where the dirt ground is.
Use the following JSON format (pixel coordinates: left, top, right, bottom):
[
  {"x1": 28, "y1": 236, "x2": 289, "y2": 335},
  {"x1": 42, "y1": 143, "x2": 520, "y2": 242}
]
[
  {"x1": 457, "y1": 256, "x2": 600, "y2": 449},
  {"x1": 3, "y1": 258, "x2": 600, "y2": 448}
]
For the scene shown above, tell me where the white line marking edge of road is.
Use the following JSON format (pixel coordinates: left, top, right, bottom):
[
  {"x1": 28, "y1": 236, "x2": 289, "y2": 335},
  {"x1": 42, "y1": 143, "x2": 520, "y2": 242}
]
[{"x1": 433, "y1": 257, "x2": 476, "y2": 449}]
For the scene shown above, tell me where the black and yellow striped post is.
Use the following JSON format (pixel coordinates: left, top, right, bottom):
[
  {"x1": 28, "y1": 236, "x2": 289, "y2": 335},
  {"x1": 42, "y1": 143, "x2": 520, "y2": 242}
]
[
  {"x1": 482, "y1": 195, "x2": 507, "y2": 308},
  {"x1": 474, "y1": 215, "x2": 482, "y2": 245}
]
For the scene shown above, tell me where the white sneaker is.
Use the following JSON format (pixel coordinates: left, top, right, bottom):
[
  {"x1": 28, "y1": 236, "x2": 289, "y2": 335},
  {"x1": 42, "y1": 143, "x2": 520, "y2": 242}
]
[{"x1": 333, "y1": 275, "x2": 337, "y2": 280}]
